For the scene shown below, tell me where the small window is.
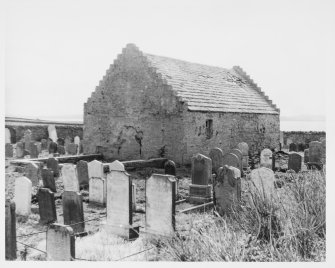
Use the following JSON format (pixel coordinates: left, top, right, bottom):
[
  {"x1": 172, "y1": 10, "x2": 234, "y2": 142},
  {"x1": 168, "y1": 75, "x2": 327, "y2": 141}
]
[{"x1": 206, "y1": 119, "x2": 213, "y2": 139}]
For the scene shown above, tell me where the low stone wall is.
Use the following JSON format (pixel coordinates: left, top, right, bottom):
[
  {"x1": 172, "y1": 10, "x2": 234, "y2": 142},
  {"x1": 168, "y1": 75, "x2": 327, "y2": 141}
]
[{"x1": 281, "y1": 131, "x2": 326, "y2": 149}]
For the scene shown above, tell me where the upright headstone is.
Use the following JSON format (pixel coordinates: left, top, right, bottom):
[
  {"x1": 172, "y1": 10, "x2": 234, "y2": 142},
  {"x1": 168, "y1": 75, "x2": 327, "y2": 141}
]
[
  {"x1": 321, "y1": 139, "x2": 326, "y2": 164},
  {"x1": 48, "y1": 125, "x2": 58, "y2": 142},
  {"x1": 289, "y1": 143, "x2": 297, "y2": 152},
  {"x1": 46, "y1": 224, "x2": 75, "y2": 261},
  {"x1": 29, "y1": 142, "x2": 39, "y2": 158},
  {"x1": 38, "y1": 188, "x2": 57, "y2": 224},
  {"x1": 237, "y1": 142, "x2": 249, "y2": 168},
  {"x1": 5, "y1": 143, "x2": 13, "y2": 158},
  {"x1": 16, "y1": 142, "x2": 24, "y2": 158},
  {"x1": 41, "y1": 168, "x2": 56, "y2": 192},
  {"x1": 24, "y1": 162, "x2": 40, "y2": 186},
  {"x1": 48, "y1": 141, "x2": 58, "y2": 154},
  {"x1": 189, "y1": 153, "x2": 212, "y2": 204},
  {"x1": 260, "y1": 148, "x2": 273, "y2": 169},
  {"x1": 57, "y1": 145, "x2": 65, "y2": 155},
  {"x1": 214, "y1": 165, "x2": 241, "y2": 216},
  {"x1": 288, "y1": 152, "x2": 302, "y2": 173},
  {"x1": 250, "y1": 167, "x2": 275, "y2": 202},
  {"x1": 77, "y1": 160, "x2": 89, "y2": 186},
  {"x1": 145, "y1": 174, "x2": 176, "y2": 236},
  {"x1": 41, "y1": 139, "x2": 48, "y2": 150},
  {"x1": 47, "y1": 157, "x2": 60, "y2": 177},
  {"x1": 62, "y1": 164, "x2": 80, "y2": 192},
  {"x1": 62, "y1": 191, "x2": 85, "y2": 234},
  {"x1": 222, "y1": 153, "x2": 241, "y2": 174},
  {"x1": 74, "y1": 136, "x2": 80, "y2": 154},
  {"x1": 66, "y1": 143, "x2": 78, "y2": 155},
  {"x1": 88, "y1": 160, "x2": 105, "y2": 178},
  {"x1": 209, "y1": 147, "x2": 224, "y2": 173},
  {"x1": 5, "y1": 128, "x2": 11, "y2": 144},
  {"x1": 57, "y1": 138, "x2": 65, "y2": 146},
  {"x1": 89, "y1": 177, "x2": 106, "y2": 205},
  {"x1": 5, "y1": 200, "x2": 17, "y2": 260},
  {"x1": 229, "y1": 149, "x2": 243, "y2": 174},
  {"x1": 132, "y1": 183, "x2": 136, "y2": 211},
  {"x1": 298, "y1": 143, "x2": 305, "y2": 152},
  {"x1": 24, "y1": 129, "x2": 32, "y2": 151},
  {"x1": 309, "y1": 141, "x2": 322, "y2": 164},
  {"x1": 164, "y1": 160, "x2": 177, "y2": 176},
  {"x1": 14, "y1": 176, "x2": 32, "y2": 216},
  {"x1": 64, "y1": 136, "x2": 72, "y2": 153},
  {"x1": 105, "y1": 160, "x2": 139, "y2": 239},
  {"x1": 304, "y1": 149, "x2": 309, "y2": 164}
]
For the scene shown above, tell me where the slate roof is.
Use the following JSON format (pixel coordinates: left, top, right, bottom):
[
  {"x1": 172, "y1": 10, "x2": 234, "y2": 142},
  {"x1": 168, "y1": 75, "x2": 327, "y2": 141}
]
[{"x1": 144, "y1": 53, "x2": 279, "y2": 114}]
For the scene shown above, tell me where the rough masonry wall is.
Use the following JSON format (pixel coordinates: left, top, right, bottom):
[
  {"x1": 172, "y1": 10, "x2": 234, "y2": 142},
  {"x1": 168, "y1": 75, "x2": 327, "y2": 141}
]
[
  {"x1": 182, "y1": 111, "x2": 280, "y2": 164},
  {"x1": 83, "y1": 46, "x2": 185, "y2": 162},
  {"x1": 282, "y1": 131, "x2": 325, "y2": 147}
]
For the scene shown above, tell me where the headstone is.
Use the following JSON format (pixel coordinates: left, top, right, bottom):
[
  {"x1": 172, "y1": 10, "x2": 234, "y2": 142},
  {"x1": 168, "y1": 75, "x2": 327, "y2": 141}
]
[
  {"x1": 229, "y1": 149, "x2": 243, "y2": 174},
  {"x1": 57, "y1": 145, "x2": 65, "y2": 155},
  {"x1": 89, "y1": 177, "x2": 106, "y2": 205},
  {"x1": 189, "y1": 153, "x2": 212, "y2": 204},
  {"x1": 237, "y1": 142, "x2": 249, "y2": 168},
  {"x1": 164, "y1": 160, "x2": 177, "y2": 176},
  {"x1": 250, "y1": 167, "x2": 275, "y2": 202},
  {"x1": 24, "y1": 162, "x2": 40, "y2": 186},
  {"x1": 47, "y1": 157, "x2": 60, "y2": 177},
  {"x1": 5, "y1": 128, "x2": 11, "y2": 144},
  {"x1": 209, "y1": 147, "x2": 224, "y2": 173},
  {"x1": 48, "y1": 125, "x2": 58, "y2": 142},
  {"x1": 16, "y1": 142, "x2": 24, "y2": 158},
  {"x1": 289, "y1": 143, "x2": 297, "y2": 152},
  {"x1": 57, "y1": 138, "x2": 65, "y2": 146},
  {"x1": 145, "y1": 174, "x2": 176, "y2": 236},
  {"x1": 105, "y1": 160, "x2": 138, "y2": 239},
  {"x1": 304, "y1": 149, "x2": 309, "y2": 164},
  {"x1": 222, "y1": 153, "x2": 241, "y2": 173},
  {"x1": 64, "y1": 136, "x2": 72, "y2": 152},
  {"x1": 14, "y1": 176, "x2": 32, "y2": 216},
  {"x1": 214, "y1": 165, "x2": 241, "y2": 216},
  {"x1": 41, "y1": 168, "x2": 56, "y2": 192},
  {"x1": 77, "y1": 160, "x2": 89, "y2": 186},
  {"x1": 88, "y1": 160, "x2": 104, "y2": 178},
  {"x1": 41, "y1": 139, "x2": 48, "y2": 150},
  {"x1": 48, "y1": 141, "x2": 58, "y2": 154},
  {"x1": 74, "y1": 136, "x2": 80, "y2": 146},
  {"x1": 260, "y1": 148, "x2": 273, "y2": 169},
  {"x1": 46, "y1": 224, "x2": 75, "y2": 261},
  {"x1": 309, "y1": 141, "x2": 322, "y2": 164},
  {"x1": 29, "y1": 142, "x2": 39, "y2": 158},
  {"x1": 5, "y1": 200, "x2": 17, "y2": 260},
  {"x1": 24, "y1": 129, "x2": 32, "y2": 151},
  {"x1": 66, "y1": 143, "x2": 78, "y2": 155},
  {"x1": 5, "y1": 143, "x2": 13, "y2": 158},
  {"x1": 62, "y1": 164, "x2": 79, "y2": 192},
  {"x1": 38, "y1": 188, "x2": 57, "y2": 224},
  {"x1": 132, "y1": 183, "x2": 136, "y2": 211},
  {"x1": 62, "y1": 191, "x2": 85, "y2": 234},
  {"x1": 321, "y1": 139, "x2": 326, "y2": 164},
  {"x1": 288, "y1": 153, "x2": 302, "y2": 173},
  {"x1": 298, "y1": 143, "x2": 305, "y2": 152}
]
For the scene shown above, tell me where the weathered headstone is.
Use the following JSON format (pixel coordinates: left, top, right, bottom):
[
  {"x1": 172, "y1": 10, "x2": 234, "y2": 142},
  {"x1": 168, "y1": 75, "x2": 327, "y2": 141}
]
[
  {"x1": 309, "y1": 141, "x2": 322, "y2": 164},
  {"x1": 47, "y1": 157, "x2": 59, "y2": 177},
  {"x1": 250, "y1": 167, "x2": 275, "y2": 202},
  {"x1": 321, "y1": 139, "x2": 326, "y2": 164},
  {"x1": 5, "y1": 143, "x2": 13, "y2": 158},
  {"x1": 105, "y1": 160, "x2": 139, "y2": 239},
  {"x1": 57, "y1": 138, "x2": 65, "y2": 146},
  {"x1": 5, "y1": 200, "x2": 17, "y2": 260},
  {"x1": 222, "y1": 152, "x2": 241, "y2": 174},
  {"x1": 237, "y1": 142, "x2": 249, "y2": 168},
  {"x1": 62, "y1": 164, "x2": 79, "y2": 192},
  {"x1": 48, "y1": 125, "x2": 58, "y2": 142},
  {"x1": 48, "y1": 141, "x2": 58, "y2": 154},
  {"x1": 29, "y1": 142, "x2": 39, "y2": 158},
  {"x1": 145, "y1": 174, "x2": 176, "y2": 236},
  {"x1": 214, "y1": 165, "x2": 241, "y2": 216},
  {"x1": 24, "y1": 162, "x2": 40, "y2": 186},
  {"x1": 38, "y1": 188, "x2": 57, "y2": 224},
  {"x1": 64, "y1": 136, "x2": 72, "y2": 152},
  {"x1": 46, "y1": 224, "x2": 75, "y2": 261},
  {"x1": 164, "y1": 160, "x2": 177, "y2": 176},
  {"x1": 260, "y1": 148, "x2": 273, "y2": 169},
  {"x1": 62, "y1": 191, "x2": 85, "y2": 234},
  {"x1": 89, "y1": 177, "x2": 106, "y2": 205},
  {"x1": 16, "y1": 142, "x2": 24, "y2": 158},
  {"x1": 5, "y1": 128, "x2": 11, "y2": 144},
  {"x1": 14, "y1": 176, "x2": 32, "y2": 216},
  {"x1": 229, "y1": 149, "x2": 243, "y2": 174},
  {"x1": 24, "y1": 129, "x2": 32, "y2": 151},
  {"x1": 66, "y1": 143, "x2": 78, "y2": 155},
  {"x1": 298, "y1": 143, "x2": 305, "y2": 152},
  {"x1": 304, "y1": 149, "x2": 309, "y2": 164},
  {"x1": 209, "y1": 147, "x2": 223, "y2": 173},
  {"x1": 41, "y1": 168, "x2": 56, "y2": 192},
  {"x1": 77, "y1": 160, "x2": 89, "y2": 186},
  {"x1": 41, "y1": 139, "x2": 48, "y2": 150},
  {"x1": 57, "y1": 145, "x2": 65, "y2": 155},
  {"x1": 88, "y1": 159, "x2": 104, "y2": 178},
  {"x1": 289, "y1": 143, "x2": 297, "y2": 152},
  {"x1": 288, "y1": 152, "x2": 302, "y2": 173},
  {"x1": 189, "y1": 153, "x2": 212, "y2": 204}
]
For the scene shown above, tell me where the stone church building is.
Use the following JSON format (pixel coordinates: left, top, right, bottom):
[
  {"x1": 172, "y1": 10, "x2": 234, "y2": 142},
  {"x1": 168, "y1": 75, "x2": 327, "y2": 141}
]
[{"x1": 83, "y1": 44, "x2": 280, "y2": 164}]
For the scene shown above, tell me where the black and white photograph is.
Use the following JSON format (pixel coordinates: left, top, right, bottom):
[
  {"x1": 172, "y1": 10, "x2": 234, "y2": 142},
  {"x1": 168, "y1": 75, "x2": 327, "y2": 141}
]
[{"x1": 2, "y1": 0, "x2": 334, "y2": 263}]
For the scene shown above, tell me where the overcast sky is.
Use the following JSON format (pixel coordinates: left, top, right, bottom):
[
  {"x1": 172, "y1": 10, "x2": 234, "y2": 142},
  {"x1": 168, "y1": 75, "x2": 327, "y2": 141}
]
[{"x1": 5, "y1": 0, "x2": 334, "y2": 120}]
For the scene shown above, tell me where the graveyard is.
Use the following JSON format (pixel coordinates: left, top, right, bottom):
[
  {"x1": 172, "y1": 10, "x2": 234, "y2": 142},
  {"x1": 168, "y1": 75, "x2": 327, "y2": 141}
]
[{"x1": 5, "y1": 129, "x2": 326, "y2": 261}]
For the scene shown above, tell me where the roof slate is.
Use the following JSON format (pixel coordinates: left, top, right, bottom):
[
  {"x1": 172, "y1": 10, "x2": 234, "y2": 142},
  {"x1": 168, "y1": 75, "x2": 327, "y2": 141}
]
[{"x1": 144, "y1": 53, "x2": 279, "y2": 114}]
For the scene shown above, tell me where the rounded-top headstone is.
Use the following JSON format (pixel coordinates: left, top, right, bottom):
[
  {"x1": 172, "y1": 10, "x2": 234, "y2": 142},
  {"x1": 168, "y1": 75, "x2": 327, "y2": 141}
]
[
  {"x1": 48, "y1": 125, "x2": 58, "y2": 142},
  {"x1": 164, "y1": 160, "x2": 177, "y2": 176},
  {"x1": 260, "y1": 148, "x2": 273, "y2": 169},
  {"x1": 250, "y1": 167, "x2": 275, "y2": 201},
  {"x1": 237, "y1": 142, "x2": 249, "y2": 156},
  {"x1": 109, "y1": 160, "x2": 125, "y2": 172},
  {"x1": 309, "y1": 141, "x2": 322, "y2": 163},
  {"x1": 288, "y1": 152, "x2": 302, "y2": 173},
  {"x1": 209, "y1": 147, "x2": 223, "y2": 173},
  {"x1": 14, "y1": 176, "x2": 32, "y2": 216},
  {"x1": 74, "y1": 136, "x2": 80, "y2": 145},
  {"x1": 222, "y1": 153, "x2": 241, "y2": 173},
  {"x1": 191, "y1": 153, "x2": 212, "y2": 185}
]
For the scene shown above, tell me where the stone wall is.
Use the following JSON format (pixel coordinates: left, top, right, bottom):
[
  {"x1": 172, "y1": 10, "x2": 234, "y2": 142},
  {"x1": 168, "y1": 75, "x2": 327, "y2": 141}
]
[{"x1": 281, "y1": 131, "x2": 326, "y2": 148}]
